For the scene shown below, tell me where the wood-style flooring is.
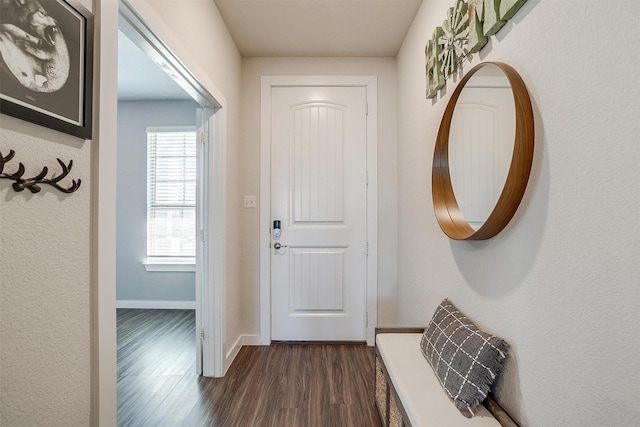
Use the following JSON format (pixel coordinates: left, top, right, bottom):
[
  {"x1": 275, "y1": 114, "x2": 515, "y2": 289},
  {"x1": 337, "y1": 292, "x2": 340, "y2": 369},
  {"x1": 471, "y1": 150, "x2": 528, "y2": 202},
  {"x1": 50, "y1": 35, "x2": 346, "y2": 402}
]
[{"x1": 117, "y1": 309, "x2": 381, "y2": 427}]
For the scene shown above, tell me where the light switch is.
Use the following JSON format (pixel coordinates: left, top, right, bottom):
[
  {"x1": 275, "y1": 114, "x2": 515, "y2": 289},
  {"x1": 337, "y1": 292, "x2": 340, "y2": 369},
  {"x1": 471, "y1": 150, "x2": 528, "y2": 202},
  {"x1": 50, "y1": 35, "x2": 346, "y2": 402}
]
[{"x1": 243, "y1": 195, "x2": 257, "y2": 209}]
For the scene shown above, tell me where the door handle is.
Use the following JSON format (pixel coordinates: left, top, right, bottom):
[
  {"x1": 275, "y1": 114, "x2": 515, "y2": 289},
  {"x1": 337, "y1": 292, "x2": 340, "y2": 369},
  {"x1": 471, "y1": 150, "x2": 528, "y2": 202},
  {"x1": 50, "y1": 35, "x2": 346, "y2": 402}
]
[{"x1": 273, "y1": 242, "x2": 288, "y2": 250}]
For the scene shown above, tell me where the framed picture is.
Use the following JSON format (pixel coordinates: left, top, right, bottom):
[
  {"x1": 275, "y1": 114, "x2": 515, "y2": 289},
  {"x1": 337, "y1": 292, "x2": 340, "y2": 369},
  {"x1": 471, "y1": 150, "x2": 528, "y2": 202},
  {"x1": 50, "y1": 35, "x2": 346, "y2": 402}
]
[{"x1": 0, "y1": 0, "x2": 93, "y2": 139}]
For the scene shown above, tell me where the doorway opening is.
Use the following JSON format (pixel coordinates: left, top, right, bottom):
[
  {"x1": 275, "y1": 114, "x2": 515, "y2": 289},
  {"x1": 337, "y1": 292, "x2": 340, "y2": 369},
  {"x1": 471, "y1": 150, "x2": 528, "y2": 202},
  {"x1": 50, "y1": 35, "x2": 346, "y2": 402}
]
[{"x1": 115, "y1": 0, "x2": 224, "y2": 384}]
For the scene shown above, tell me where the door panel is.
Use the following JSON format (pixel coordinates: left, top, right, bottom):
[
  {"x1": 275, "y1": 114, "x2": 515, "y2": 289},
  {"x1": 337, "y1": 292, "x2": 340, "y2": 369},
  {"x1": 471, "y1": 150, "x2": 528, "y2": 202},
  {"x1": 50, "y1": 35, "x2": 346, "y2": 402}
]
[
  {"x1": 292, "y1": 104, "x2": 344, "y2": 223},
  {"x1": 290, "y1": 248, "x2": 344, "y2": 311},
  {"x1": 271, "y1": 86, "x2": 367, "y2": 341}
]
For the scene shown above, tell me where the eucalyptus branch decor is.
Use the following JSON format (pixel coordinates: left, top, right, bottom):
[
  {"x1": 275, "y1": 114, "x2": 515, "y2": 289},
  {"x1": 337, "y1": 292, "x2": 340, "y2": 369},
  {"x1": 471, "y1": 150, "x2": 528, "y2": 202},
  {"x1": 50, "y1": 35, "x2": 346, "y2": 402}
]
[
  {"x1": 426, "y1": 0, "x2": 529, "y2": 99},
  {"x1": 0, "y1": 150, "x2": 81, "y2": 194},
  {"x1": 439, "y1": 0, "x2": 470, "y2": 79}
]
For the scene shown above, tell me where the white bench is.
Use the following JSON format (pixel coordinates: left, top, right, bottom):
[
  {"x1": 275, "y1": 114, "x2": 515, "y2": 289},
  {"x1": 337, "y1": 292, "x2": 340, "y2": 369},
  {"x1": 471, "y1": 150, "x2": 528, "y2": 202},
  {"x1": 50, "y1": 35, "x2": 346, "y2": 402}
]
[{"x1": 375, "y1": 331, "x2": 518, "y2": 427}]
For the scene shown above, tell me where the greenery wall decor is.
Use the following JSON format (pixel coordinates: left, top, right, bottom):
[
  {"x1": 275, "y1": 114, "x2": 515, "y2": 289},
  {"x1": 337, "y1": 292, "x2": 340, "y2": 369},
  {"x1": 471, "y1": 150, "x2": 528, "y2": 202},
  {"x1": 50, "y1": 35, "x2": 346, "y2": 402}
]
[{"x1": 425, "y1": 0, "x2": 528, "y2": 99}]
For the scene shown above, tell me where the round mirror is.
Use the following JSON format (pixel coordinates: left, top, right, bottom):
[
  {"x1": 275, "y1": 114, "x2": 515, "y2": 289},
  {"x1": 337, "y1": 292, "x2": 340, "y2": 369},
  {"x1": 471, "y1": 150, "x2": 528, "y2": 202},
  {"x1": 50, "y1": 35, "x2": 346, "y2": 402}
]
[{"x1": 432, "y1": 62, "x2": 534, "y2": 240}]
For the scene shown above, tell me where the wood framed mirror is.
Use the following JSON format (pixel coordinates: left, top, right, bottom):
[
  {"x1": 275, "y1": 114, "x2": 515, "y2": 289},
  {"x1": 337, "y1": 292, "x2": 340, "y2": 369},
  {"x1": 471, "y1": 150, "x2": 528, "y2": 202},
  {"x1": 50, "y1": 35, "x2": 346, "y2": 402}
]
[{"x1": 432, "y1": 62, "x2": 534, "y2": 240}]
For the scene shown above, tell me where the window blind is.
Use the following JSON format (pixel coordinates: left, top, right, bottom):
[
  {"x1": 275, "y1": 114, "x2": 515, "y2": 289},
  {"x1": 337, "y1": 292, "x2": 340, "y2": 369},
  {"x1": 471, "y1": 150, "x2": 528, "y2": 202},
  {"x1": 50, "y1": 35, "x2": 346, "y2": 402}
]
[{"x1": 147, "y1": 128, "x2": 197, "y2": 261}]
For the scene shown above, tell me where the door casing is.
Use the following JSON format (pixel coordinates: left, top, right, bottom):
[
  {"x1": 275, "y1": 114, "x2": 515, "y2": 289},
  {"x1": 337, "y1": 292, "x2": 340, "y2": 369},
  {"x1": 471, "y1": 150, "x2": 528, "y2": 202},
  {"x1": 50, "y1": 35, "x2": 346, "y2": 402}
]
[
  {"x1": 115, "y1": 0, "x2": 225, "y2": 376},
  {"x1": 259, "y1": 75, "x2": 378, "y2": 346},
  {"x1": 96, "y1": 1, "x2": 228, "y2": 423}
]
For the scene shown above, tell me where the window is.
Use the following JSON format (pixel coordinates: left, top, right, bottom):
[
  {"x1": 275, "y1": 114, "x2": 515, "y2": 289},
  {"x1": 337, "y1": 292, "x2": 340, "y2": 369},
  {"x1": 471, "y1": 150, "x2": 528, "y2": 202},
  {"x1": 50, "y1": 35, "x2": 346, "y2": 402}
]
[{"x1": 145, "y1": 127, "x2": 197, "y2": 269}]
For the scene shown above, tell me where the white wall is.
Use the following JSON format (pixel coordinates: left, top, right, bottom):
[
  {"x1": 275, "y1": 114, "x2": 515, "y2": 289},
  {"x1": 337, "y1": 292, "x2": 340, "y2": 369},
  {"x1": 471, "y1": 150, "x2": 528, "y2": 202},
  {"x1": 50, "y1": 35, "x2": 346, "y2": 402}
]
[
  {"x1": 240, "y1": 57, "x2": 399, "y2": 335},
  {"x1": 116, "y1": 100, "x2": 199, "y2": 305},
  {"x1": 0, "y1": 1, "x2": 93, "y2": 423},
  {"x1": 397, "y1": 1, "x2": 640, "y2": 426}
]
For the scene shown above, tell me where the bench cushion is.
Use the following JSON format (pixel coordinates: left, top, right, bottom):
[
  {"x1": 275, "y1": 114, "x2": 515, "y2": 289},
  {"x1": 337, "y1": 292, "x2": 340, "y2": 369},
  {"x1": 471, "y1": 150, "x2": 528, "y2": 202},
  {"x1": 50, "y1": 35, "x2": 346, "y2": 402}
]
[
  {"x1": 377, "y1": 333, "x2": 501, "y2": 427},
  {"x1": 420, "y1": 299, "x2": 510, "y2": 418}
]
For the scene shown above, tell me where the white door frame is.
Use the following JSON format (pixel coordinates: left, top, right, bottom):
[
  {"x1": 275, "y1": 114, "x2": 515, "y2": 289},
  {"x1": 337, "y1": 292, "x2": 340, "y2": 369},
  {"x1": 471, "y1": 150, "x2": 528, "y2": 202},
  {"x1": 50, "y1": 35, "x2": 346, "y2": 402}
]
[
  {"x1": 198, "y1": 107, "x2": 227, "y2": 377},
  {"x1": 259, "y1": 76, "x2": 378, "y2": 346},
  {"x1": 195, "y1": 108, "x2": 226, "y2": 376},
  {"x1": 117, "y1": 0, "x2": 224, "y2": 377},
  {"x1": 95, "y1": 4, "x2": 226, "y2": 420}
]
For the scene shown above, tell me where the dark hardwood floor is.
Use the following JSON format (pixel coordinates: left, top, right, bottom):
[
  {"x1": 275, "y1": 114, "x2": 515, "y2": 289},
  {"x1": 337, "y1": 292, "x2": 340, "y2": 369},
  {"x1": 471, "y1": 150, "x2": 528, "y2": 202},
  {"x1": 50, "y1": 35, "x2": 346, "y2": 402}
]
[{"x1": 117, "y1": 309, "x2": 382, "y2": 426}]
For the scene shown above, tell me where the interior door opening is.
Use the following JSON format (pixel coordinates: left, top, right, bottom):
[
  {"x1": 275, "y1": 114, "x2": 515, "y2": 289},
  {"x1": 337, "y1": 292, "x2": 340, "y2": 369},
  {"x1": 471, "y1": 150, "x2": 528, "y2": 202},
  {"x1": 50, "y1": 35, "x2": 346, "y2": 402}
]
[{"x1": 116, "y1": 0, "x2": 224, "y2": 385}]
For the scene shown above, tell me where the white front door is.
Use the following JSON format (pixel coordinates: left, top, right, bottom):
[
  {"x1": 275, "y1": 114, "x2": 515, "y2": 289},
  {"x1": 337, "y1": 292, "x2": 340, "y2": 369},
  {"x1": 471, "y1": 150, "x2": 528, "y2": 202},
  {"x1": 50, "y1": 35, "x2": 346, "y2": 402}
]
[{"x1": 270, "y1": 86, "x2": 368, "y2": 342}]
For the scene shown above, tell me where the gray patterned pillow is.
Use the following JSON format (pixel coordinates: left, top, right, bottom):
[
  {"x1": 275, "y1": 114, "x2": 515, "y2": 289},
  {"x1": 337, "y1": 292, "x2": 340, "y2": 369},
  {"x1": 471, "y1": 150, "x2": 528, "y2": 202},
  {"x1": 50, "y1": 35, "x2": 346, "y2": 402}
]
[{"x1": 420, "y1": 299, "x2": 509, "y2": 418}]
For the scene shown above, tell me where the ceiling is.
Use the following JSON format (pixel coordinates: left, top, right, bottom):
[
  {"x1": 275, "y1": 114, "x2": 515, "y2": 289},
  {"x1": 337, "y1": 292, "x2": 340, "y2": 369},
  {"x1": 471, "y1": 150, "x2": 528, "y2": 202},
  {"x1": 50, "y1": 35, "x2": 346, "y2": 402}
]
[
  {"x1": 117, "y1": 0, "x2": 423, "y2": 101},
  {"x1": 215, "y1": 0, "x2": 423, "y2": 57}
]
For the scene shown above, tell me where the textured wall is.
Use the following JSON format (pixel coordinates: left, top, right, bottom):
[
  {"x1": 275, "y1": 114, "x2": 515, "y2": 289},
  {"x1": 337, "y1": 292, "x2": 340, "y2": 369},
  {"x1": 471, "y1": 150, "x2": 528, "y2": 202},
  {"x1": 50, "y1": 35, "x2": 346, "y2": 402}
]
[
  {"x1": 240, "y1": 57, "x2": 399, "y2": 333},
  {"x1": 0, "y1": 117, "x2": 91, "y2": 424},
  {"x1": 116, "y1": 100, "x2": 199, "y2": 304},
  {"x1": 397, "y1": 1, "x2": 640, "y2": 426}
]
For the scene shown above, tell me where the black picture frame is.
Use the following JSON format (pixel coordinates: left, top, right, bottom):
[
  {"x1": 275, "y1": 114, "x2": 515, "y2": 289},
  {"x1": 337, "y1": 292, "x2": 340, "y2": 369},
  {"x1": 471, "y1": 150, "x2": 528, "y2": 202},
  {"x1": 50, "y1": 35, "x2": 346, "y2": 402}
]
[{"x1": 0, "y1": 0, "x2": 93, "y2": 139}]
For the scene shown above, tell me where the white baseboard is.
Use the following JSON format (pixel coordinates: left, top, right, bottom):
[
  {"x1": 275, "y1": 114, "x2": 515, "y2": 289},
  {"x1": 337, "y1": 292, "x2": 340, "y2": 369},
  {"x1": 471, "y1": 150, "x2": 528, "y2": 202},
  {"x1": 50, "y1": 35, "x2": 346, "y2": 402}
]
[
  {"x1": 116, "y1": 300, "x2": 196, "y2": 310},
  {"x1": 223, "y1": 334, "x2": 262, "y2": 374},
  {"x1": 242, "y1": 334, "x2": 262, "y2": 346},
  {"x1": 224, "y1": 336, "x2": 243, "y2": 374}
]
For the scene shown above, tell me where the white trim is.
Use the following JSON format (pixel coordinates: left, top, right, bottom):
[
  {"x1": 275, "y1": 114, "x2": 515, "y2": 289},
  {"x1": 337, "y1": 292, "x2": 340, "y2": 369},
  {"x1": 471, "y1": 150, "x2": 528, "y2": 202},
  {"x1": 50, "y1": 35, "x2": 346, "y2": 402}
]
[
  {"x1": 241, "y1": 334, "x2": 263, "y2": 346},
  {"x1": 195, "y1": 107, "x2": 208, "y2": 376},
  {"x1": 259, "y1": 75, "x2": 378, "y2": 346},
  {"x1": 116, "y1": 300, "x2": 196, "y2": 309},
  {"x1": 202, "y1": 108, "x2": 227, "y2": 378},
  {"x1": 94, "y1": 0, "x2": 119, "y2": 424},
  {"x1": 146, "y1": 125, "x2": 196, "y2": 133},
  {"x1": 224, "y1": 335, "x2": 244, "y2": 373},
  {"x1": 365, "y1": 78, "x2": 379, "y2": 346},
  {"x1": 143, "y1": 261, "x2": 196, "y2": 272},
  {"x1": 223, "y1": 334, "x2": 262, "y2": 375},
  {"x1": 259, "y1": 78, "x2": 271, "y2": 345}
]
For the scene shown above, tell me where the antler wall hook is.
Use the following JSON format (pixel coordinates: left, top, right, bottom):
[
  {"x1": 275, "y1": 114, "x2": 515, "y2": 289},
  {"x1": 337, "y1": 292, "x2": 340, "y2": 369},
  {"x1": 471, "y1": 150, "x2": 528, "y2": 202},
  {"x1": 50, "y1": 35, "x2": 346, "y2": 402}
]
[{"x1": 0, "y1": 150, "x2": 81, "y2": 194}]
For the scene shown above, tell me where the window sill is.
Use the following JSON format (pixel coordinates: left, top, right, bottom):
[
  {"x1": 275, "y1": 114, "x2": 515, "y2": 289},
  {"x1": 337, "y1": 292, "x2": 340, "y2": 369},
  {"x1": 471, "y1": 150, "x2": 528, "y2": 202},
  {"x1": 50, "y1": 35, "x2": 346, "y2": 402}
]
[{"x1": 143, "y1": 260, "x2": 195, "y2": 272}]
